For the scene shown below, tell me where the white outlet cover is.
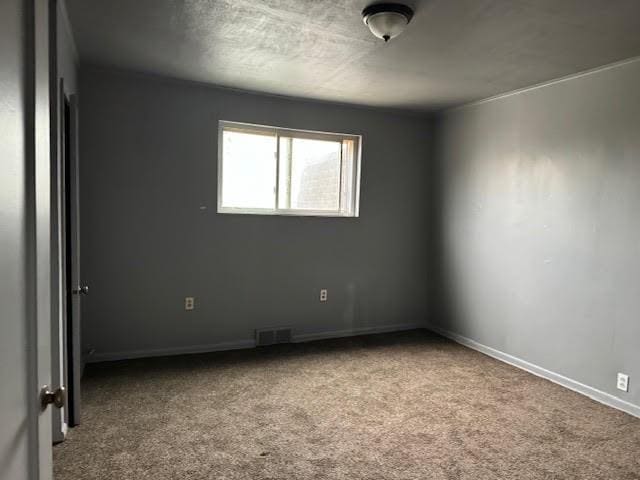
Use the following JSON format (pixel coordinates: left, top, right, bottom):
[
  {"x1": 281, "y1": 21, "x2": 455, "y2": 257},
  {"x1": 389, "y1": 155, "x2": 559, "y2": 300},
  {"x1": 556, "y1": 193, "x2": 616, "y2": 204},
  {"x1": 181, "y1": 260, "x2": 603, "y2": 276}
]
[
  {"x1": 185, "y1": 297, "x2": 195, "y2": 310},
  {"x1": 617, "y1": 373, "x2": 629, "y2": 392},
  {"x1": 320, "y1": 289, "x2": 328, "y2": 302}
]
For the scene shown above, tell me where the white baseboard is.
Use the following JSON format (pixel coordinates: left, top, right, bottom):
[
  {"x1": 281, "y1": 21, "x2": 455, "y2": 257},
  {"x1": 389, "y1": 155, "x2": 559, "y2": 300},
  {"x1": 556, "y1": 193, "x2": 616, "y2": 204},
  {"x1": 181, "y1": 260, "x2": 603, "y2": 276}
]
[
  {"x1": 88, "y1": 339, "x2": 256, "y2": 363},
  {"x1": 87, "y1": 323, "x2": 424, "y2": 363},
  {"x1": 426, "y1": 323, "x2": 640, "y2": 419},
  {"x1": 292, "y1": 322, "x2": 423, "y2": 343}
]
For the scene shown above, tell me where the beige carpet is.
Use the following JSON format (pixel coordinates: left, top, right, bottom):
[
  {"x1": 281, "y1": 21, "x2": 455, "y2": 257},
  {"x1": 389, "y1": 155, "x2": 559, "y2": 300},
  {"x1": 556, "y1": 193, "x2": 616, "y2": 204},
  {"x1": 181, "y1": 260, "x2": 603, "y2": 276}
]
[{"x1": 54, "y1": 330, "x2": 640, "y2": 479}]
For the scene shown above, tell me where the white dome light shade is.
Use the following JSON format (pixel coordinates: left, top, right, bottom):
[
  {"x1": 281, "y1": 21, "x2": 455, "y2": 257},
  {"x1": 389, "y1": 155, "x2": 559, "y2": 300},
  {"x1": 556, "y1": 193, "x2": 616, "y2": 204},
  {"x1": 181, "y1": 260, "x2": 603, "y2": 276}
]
[{"x1": 362, "y1": 3, "x2": 414, "y2": 42}]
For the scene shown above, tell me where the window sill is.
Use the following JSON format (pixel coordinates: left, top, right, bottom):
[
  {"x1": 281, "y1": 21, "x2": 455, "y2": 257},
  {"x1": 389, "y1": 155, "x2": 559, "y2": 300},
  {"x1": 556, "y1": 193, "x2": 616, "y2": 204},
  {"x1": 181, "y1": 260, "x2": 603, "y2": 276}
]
[{"x1": 217, "y1": 207, "x2": 358, "y2": 218}]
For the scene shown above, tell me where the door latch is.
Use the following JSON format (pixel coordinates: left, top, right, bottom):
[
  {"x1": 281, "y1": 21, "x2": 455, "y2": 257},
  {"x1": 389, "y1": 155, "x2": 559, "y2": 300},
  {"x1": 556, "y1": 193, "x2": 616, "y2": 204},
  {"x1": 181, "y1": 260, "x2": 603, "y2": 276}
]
[
  {"x1": 72, "y1": 285, "x2": 89, "y2": 295},
  {"x1": 40, "y1": 385, "x2": 66, "y2": 410}
]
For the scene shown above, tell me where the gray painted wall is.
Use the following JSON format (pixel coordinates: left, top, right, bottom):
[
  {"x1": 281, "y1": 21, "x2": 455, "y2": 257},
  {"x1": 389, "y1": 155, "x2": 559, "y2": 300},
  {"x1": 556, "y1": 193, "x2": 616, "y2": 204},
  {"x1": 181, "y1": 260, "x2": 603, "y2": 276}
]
[
  {"x1": 79, "y1": 67, "x2": 436, "y2": 360},
  {"x1": 435, "y1": 58, "x2": 640, "y2": 409},
  {"x1": 58, "y1": 2, "x2": 78, "y2": 93}
]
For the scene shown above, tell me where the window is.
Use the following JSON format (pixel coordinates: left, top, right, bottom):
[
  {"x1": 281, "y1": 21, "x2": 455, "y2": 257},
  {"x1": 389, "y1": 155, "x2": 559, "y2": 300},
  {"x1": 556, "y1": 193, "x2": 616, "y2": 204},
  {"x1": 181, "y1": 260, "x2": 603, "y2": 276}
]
[{"x1": 218, "y1": 121, "x2": 361, "y2": 217}]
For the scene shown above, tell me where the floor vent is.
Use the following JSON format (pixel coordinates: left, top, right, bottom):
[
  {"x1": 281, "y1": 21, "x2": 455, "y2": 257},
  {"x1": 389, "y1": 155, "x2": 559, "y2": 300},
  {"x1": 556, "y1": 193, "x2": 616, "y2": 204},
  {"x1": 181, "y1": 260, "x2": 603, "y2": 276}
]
[{"x1": 256, "y1": 327, "x2": 293, "y2": 346}]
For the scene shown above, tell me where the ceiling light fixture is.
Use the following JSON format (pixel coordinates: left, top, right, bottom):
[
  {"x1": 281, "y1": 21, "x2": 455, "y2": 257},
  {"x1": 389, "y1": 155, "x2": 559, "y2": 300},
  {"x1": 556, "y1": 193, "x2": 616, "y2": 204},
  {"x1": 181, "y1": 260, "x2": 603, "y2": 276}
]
[{"x1": 362, "y1": 3, "x2": 414, "y2": 42}]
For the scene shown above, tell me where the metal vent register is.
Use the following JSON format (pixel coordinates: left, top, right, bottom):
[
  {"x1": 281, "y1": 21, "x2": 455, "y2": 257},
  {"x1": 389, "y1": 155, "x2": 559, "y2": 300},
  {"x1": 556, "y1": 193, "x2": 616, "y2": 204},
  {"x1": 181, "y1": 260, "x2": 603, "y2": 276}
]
[{"x1": 255, "y1": 327, "x2": 293, "y2": 346}]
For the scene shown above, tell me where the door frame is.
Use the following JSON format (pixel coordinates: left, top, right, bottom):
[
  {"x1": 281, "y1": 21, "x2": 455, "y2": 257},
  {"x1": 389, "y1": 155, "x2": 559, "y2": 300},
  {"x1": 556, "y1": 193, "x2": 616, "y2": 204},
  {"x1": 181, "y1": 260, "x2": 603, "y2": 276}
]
[
  {"x1": 4, "y1": 0, "x2": 56, "y2": 477},
  {"x1": 29, "y1": 0, "x2": 56, "y2": 477},
  {"x1": 61, "y1": 91, "x2": 82, "y2": 428},
  {"x1": 50, "y1": 0, "x2": 81, "y2": 444},
  {"x1": 50, "y1": 13, "x2": 65, "y2": 444}
]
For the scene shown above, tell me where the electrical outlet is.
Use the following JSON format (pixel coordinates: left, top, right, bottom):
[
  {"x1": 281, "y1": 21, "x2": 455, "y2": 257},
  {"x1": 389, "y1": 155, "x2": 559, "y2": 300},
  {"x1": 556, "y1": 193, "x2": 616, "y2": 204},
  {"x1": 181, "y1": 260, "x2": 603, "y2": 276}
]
[
  {"x1": 617, "y1": 373, "x2": 629, "y2": 392},
  {"x1": 185, "y1": 296, "x2": 195, "y2": 311},
  {"x1": 320, "y1": 289, "x2": 328, "y2": 302}
]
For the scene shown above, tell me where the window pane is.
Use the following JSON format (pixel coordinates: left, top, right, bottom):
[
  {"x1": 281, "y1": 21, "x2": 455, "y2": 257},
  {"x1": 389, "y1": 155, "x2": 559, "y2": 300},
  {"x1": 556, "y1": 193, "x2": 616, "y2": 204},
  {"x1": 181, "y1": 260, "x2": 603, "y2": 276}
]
[
  {"x1": 278, "y1": 137, "x2": 342, "y2": 211},
  {"x1": 221, "y1": 130, "x2": 276, "y2": 209}
]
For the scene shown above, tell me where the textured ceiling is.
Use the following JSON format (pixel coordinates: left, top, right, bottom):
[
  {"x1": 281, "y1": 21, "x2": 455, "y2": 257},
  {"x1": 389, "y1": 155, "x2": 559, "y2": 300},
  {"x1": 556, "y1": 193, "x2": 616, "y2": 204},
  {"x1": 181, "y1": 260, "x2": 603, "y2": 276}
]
[{"x1": 65, "y1": 0, "x2": 640, "y2": 111}]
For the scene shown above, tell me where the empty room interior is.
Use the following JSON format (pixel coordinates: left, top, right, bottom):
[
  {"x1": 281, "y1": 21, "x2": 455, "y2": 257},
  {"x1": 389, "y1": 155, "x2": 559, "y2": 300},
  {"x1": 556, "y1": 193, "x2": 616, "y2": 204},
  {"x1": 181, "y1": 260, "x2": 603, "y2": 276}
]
[{"x1": 2, "y1": 0, "x2": 640, "y2": 479}]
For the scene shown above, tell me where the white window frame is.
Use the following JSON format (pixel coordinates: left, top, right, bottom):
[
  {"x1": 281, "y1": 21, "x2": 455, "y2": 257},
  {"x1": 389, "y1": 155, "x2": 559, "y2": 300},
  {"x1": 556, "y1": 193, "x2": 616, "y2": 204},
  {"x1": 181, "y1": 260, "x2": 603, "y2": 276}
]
[{"x1": 217, "y1": 120, "x2": 361, "y2": 217}]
